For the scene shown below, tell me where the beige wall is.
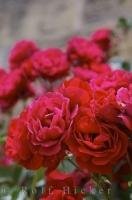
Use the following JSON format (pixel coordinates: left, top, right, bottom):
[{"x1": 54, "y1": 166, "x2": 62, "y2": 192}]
[{"x1": 0, "y1": 0, "x2": 132, "y2": 65}]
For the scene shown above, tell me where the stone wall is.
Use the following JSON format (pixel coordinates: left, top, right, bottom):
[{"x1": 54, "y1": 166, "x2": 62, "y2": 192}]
[{"x1": 0, "y1": 0, "x2": 132, "y2": 65}]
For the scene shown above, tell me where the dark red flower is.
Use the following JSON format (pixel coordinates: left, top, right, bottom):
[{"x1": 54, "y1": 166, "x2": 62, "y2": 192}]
[
  {"x1": 67, "y1": 107, "x2": 128, "y2": 174},
  {"x1": 40, "y1": 170, "x2": 84, "y2": 200},
  {"x1": 90, "y1": 70, "x2": 132, "y2": 91},
  {"x1": 5, "y1": 92, "x2": 73, "y2": 171},
  {"x1": 21, "y1": 58, "x2": 39, "y2": 80},
  {"x1": 71, "y1": 170, "x2": 94, "y2": 193},
  {"x1": 60, "y1": 78, "x2": 92, "y2": 108},
  {"x1": 0, "y1": 69, "x2": 33, "y2": 111},
  {"x1": 32, "y1": 48, "x2": 69, "y2": 79},
  {"x1": 9, "y1": 40, "x2": 38, "y2": 69},
  {"x1": 92, "y1": 28, "x2": 112, "y2": 52},
  {"x1": 67, "y1": 37, "x2": 106, "y2": 67},
  {"x1": 73, "y1": 63, "x2": 111, "y2": 81}
]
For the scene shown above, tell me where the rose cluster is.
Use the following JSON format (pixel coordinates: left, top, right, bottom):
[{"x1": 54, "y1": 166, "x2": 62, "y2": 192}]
[{"x1": 3, "y1": 28, "x2": 132, "y2": 199}]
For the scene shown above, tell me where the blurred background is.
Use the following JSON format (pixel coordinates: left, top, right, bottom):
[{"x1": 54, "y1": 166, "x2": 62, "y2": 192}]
[{"x1": 0, "y1": 0, "x2": 132, "y2": 66}]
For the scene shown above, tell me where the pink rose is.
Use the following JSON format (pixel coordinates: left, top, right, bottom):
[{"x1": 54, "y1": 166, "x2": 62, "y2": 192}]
[{"x1": 116, "y1": 85, "x2": 132, "y2": 130}]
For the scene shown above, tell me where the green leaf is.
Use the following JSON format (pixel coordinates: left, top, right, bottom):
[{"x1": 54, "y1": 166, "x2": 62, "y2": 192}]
[
  {"x1": 122, "y1": 61, "x2": 131, "y2": 71},
  {"x1": 58, "y1": 158, "x2": 76, "y2": 172}
]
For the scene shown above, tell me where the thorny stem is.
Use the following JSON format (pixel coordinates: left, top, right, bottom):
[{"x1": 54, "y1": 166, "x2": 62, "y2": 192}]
[{"x1": 30, "y1": 172, "x2": 38, "y2": 200}]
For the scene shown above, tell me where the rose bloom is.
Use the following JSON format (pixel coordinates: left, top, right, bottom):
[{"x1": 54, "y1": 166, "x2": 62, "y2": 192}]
[
  {"x1": 6, "y1": 92, "x2": 73, "y2": 171},
  {"x1": 40, "y1": 170, "x2": 84, "y2": 200},
  {"x1": 59, "y1": 78, "x2": 92, "y2": 108},
  {"x1": 73, "y1": 63, "x2": 111, "y2": 82},
  {"x1": 116, "y1": 85, "x2": 132, "y2": 131},
  {"x1": 91, "y1": 28, "x2": 112, "y2": 52},
  {"x1": 0, "y1": 69, "x2": 33, "y2": 111},
  {"x1": 67, "y1": 107, "x2": 128, "y2": 174},
  {"x1": 9, "y1": 40, "x2": 38, "y2": 69},
  {"x1": 90, "y1": 70, "x2": 132, "y2": 91},
  {"x1": 21, "y1": 58, "x2": 39, "y2": 80},
  {"x1": 32, "y1": 48, "x2": 69, "y2": 80},
  {"x1": 67, "y1": 37, "x2": 106, "y2": 67},
  {"x1": 91, "y1": 87, "x2": 120, "y2": 124},
  {"x1": 0, "y1": 68, "x2": 7, "y2": 78}
]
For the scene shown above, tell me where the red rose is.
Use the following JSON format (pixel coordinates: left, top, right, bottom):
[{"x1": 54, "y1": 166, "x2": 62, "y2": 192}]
[
  {"x1": 60, "y1": 78, "x2": 92, "y2": 108},
  {"x1": 73, "y1": 67, "x2": 98, "y2": 81},
  {"x1": 90, "y1": 70, "x2": 132, "y2": 91},
  {"x1": 0, "y1": 69, "x2": 33, "y2": 111},
  {"x1": 73, "y1": 64, "x2": 111, "y2": 81},
  {"x1": 32, "y1": 48, "x2": 69, "y2": 79},
  {"x1": 92, "y1": 28, "x2": 112, "y2": 51},
  {"x1": 40, "y1": 170, "x2": 84, "y2": 200},
  {"x1": 5, "y1": 92, "x2": 73, "y2": 171},
  {"x1": 21, "y1": 58, "x2": 39, "y2": 80},
  {"x1": 91, "y1": 88, "x2": 120, "y2": 124},
  {"x1": 67, "y1": 107, "x2": 128, "y2": 174},
  {"x1": 9, "y1": 40, "x2": 38, "y2": 69},
  {"x1": 67, "y1": 37, "x2": 106, "y2": 67}
]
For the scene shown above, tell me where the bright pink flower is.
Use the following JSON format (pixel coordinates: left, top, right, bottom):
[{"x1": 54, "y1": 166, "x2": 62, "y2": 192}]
[{"x1": 116, "y1": 85, "x2": 132, "y2": 130}]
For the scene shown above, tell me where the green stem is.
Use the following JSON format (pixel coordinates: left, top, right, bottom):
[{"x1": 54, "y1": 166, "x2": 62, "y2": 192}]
[{"x1": 30, "y1": 172, "x2": 38, "y2": 200}]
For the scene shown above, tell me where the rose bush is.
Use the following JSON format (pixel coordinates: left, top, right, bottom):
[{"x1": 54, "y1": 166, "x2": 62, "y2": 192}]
[{"x1": 0, "y1": 27, "x2": 131, "y2": 199}]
